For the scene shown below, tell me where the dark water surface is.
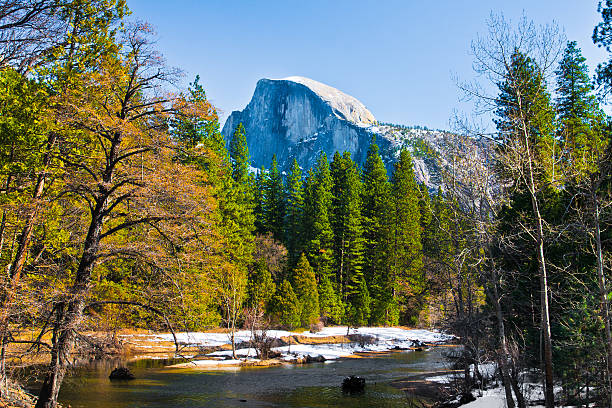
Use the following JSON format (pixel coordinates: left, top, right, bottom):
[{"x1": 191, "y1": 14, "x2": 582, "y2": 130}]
[{"x1": 50, "y1": 349, "x2": 450, "y2": 408}]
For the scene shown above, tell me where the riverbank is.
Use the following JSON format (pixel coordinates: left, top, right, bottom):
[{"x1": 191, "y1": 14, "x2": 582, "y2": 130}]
[
  {"x1": 0, "y1": 382, "x2": 56, "y2": 408},
  {"x1": 119, "y1": 326, "x2": 454, "y2": 369}
]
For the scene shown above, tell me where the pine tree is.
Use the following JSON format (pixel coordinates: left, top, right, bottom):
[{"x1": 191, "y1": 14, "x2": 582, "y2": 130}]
[
  {"x1": 495, "y1": 51, "x2": 557, "y2": 184},
  {"x1": 361, "y1": 138, "x2": 393, "y2": 325},
  {"x1": 229, "y1": 123, "x2": 251, "y2": 184},
  {"x1": 170, "y1": 77, "x2": 202, "y2": 148},
  {"x1": 555, "y1": 41, "x2": 607, "y2": 176},
  {"x1": 265, "y1": 155, "x2": 285, "y2": 241},
  {"x1": 418, "y1": 183, "x2": 433, "y2": 253},
  {"x1": 285, "y1": 158, "x2": 305, "y2": 266},
  {"x1": 246, "y1": 260, "x2": 276, "y2": 311},
  {"x1": 292, "y1": 254, "x2": 320, "y2": 327},
  {"x1": 495, "y1": 49, "x2": 557, "y2": 407},
  {"x1": 217, "y1": 123, "x2": 256, "y2": 358},
  {"x1": 593, "y1": 1, "x2": 612, "y2": 94},
  {"x1": 253, "y1": 166, "x2": 268, "y2": 234},
  {"x1": 555, "y1": 41, "x2": 612, "y2": 391},
  {"x1": 330, "y1": 152, "x2": 365, "y2": 303},
  {"x1": 226, "y1": 122, "x2": 256, "y2": 252},
  {"x1": 318, "y1": 273, "x2": 345, "y2": 325},
  {"x1": 303, "y1": 153, "x2": 334, "y2": 281},
  {"x1": 273, "y1": 280, "x2": 301, "y2": 329},
  {"x1": 346, "y1": 276, "x2": 371, "y2": 328},
  {"x1": 390, "y1": 149, "x2": 424, "y2": 324}
]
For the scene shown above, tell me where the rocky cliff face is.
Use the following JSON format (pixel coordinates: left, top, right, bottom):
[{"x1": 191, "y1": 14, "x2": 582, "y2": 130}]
[{"x1": 221, "y1": 76, "x2": 466, "y2": 189}]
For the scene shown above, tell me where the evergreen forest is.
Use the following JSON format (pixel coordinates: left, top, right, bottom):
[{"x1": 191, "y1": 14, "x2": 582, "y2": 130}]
[{"x1": 0, "y1": 1, "x2": 612, "y2": 407}]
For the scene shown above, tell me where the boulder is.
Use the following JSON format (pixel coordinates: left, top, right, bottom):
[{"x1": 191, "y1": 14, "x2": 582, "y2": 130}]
[
  {"x1": 305, "y1": 355, "x2": 326, "y2": 363},
  {"x1": 342, "y1": 376, "x2": 366, "y2": 394},
  {"x1": 109, "y1": 367, "x2": 135, "y2": 380}
]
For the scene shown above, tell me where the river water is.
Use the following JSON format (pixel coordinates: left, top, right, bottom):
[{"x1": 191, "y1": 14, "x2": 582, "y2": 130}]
[{"x1": 49, "y1": 348, "x2": 451, "y2": 407}]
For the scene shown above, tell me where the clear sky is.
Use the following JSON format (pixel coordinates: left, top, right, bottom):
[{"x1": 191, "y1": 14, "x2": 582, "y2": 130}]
[{"x1": 126, "y1": 0, "x2": 608, "y2": 130}]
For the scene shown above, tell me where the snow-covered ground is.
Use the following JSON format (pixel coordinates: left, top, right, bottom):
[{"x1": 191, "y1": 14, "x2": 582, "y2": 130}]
[
  {"x1": 426, "y1": 364, "x2": 564, "y2": 408},
  {"x1": 125, "y1": 326, "x2": 452, "y2": 362}
]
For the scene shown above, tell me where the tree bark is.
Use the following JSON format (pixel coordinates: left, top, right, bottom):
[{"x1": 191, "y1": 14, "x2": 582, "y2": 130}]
[
  {"x1": 528, "y1": 171, "x2": 555, "y2": 408},
  {"x1": 491, "y1": 266, "x2": 516, "y2": 408},
  {"x1": 520, "y1": 112, "x2": 554, "y2": 408},
  {"x1": 35, "y1": 124, "x2": 116, "y2": 407},
  {"x1": 592, "y1": 190, "x2": 612, "y2": 404},
  {"x1": 35, "y1": 195, "x2": 104, "y2": 408}
]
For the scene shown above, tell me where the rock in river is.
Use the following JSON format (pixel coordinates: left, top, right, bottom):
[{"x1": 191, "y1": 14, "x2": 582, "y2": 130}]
[
  {"x1": 109, "y1": 367, "x2": 135, "y2": 380},
  {"x1": 342, "y1": 376, "x2": 366, "y2": 394}
]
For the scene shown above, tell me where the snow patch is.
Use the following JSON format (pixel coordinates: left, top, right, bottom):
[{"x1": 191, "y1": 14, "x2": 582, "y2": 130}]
[
  {"x1": 275, "y1": 76, "x2": 376, "y2": 125},
  {"x1": 127, "y1": 327, "x2": 452, "y2": 364}
]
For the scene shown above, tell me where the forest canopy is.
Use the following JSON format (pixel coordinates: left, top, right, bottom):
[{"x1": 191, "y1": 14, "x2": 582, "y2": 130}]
[{"x1": 0, "y1": 1, "x2": 611, "y2": 407}]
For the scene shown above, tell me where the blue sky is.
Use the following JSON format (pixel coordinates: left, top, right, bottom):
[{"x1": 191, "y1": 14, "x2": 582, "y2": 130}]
[{"x1": 127, "y1": 0, "x2": 608, "y2": 130}]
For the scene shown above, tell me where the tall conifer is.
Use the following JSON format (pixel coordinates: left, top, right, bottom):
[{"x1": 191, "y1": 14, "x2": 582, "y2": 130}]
[
  {"x1": 361, "y1": 138, "x2": 393, "y2": 325},
  {"x1": 274, "y1": 280, "x2": 301, "y2": 329},
  {"x1": 253, "y1": 166, "x2": 267, "y2": 234},
  {"x1": 390, "y1": 149, "x2": 425, "y2": 324},
  {"x1": 292, "y1": 254, "x2": 320, "y2": 327},
  {"x1": 330, "y1": 152, "x2": 365, "y2": 303},
  {"x1": 303, "y1": 153, "x2": 334, "y2": 280},
  {"x1": 265, "y1": 155, "x2": 285, "y2": 241},
  {"x1": 285, "y1": 159, "x2": 305, "y2": 266}
]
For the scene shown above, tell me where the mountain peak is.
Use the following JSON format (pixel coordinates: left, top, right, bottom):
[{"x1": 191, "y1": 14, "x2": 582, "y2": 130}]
[
  {"x1": 267, "y1": 76, "x2": 376, "y2": 125},
  {"x1": 221, "y1": 77, "x2": 458, "y2": 192}
]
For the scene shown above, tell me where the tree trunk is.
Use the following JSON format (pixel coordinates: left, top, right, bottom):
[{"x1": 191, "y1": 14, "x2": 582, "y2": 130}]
[
  {"x1": 592, "y1": 191, "x2": 612, "y2": 405},
  {"x1": 491, "y1": 266, "x2": 515, "y2": 408},
  {"x1": 530, "y1": 190, "x2": 555, "y2": 408},
  {"x1": 521, "y1": 119, "x2": 554, "y2": 408},
  {"x1": 35, "y1": 214, "x2": 102, "y2": 407},
  {"x1": 35, "y1": 138, "x2": 108, "y2": 407},
  {"x1": 510, "y1": 366, "x2": 527, "y2": 408}
]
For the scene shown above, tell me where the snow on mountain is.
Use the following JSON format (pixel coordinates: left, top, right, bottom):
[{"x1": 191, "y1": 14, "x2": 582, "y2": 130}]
[{"x1": 279, "y1": 76, "x2": 376, "y2": 125}]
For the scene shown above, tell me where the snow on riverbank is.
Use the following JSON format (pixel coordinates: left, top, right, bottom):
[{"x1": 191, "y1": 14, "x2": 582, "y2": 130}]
[
  {"x1": 126, "y1": 327, "x2": 452, "y2": 362},
  {"x1": 456, "y1": 386, "x2": 548, "y2": 408},
  {"x1": 134, "y1": 326, "x2": 450, "y2": 348},
  {"x1": 149, "y1": 326, "x2": 450, "y2": 347}
]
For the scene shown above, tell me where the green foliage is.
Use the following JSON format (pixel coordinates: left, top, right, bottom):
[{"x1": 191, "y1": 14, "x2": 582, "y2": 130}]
[
  {"x1": 284, "y1": 159, "x2": 305, "y2": 266},
  {"x1": 229, "y1": 123, "x2": 251, "y2": 185},
  {"x1": 494, "y1": 50, "x2": 557, "y2": 185},
  {"x1": 593, "y1": 0, "x2": 612, "y2": 93},
  {"x1": 318, "y1": 273, "x2": 345, "y2": 325},
  {"x1": 291, "y1": 254, "x2": 320, "y2": 327},
  {"x1": 0, "y1": 69, "x2": 54, "y2": 202},
  {"x1": 264, "y1": 155, "x2": 285, "y2": 241},
  {"x1": 273, "y1": 280, "x2": 301, "y2": 329},
  {"x1": 555, "y1": 41, "x2": 608, "y2": 178},
  {"x1": 224, "y1": 123, "x2": 255, "y2": 264},
  {"x1": 247, "y1": 260, "x2": 276, "y2": 311},
  {"x1": 361, "y1": 138, "x2": 393, "y2": 325},
  {"x1": 417, "y1": 183, "x2": 432, "y2": 238},
  {"x1": 390, "y1": 149, "x2": 425, "y2": 323},
  {"x1": 330, "y1": 152, "x2": 365, "y2": 303},
  {"x1": 253, "y1": 166, "x2": 268, "y2": 234},
  {"x1": 346, "y1": 276, "x2": 371, "y2": 328},
  {"x1": 303, "y1": 153, "x2": 334, "y2": 280},
  {"x1": 171, "y1": 76, "x2": 213, "y2": 148}
]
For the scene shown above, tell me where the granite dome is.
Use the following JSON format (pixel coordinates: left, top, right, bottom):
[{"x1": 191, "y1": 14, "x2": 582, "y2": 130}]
[{"x1": 277, "y1": 76, "x2": 376, "y2": 125}]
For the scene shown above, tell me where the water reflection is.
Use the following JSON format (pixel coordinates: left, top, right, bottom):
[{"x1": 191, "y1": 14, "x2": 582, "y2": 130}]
[{"x1": 46, "y1": 348, "x2": 450, "y2": 407}]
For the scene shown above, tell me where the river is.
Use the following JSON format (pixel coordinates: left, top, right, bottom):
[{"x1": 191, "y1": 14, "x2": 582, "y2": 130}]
[{"x1": 45, "y1": 348, "x2": 452, "y2": 407}]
